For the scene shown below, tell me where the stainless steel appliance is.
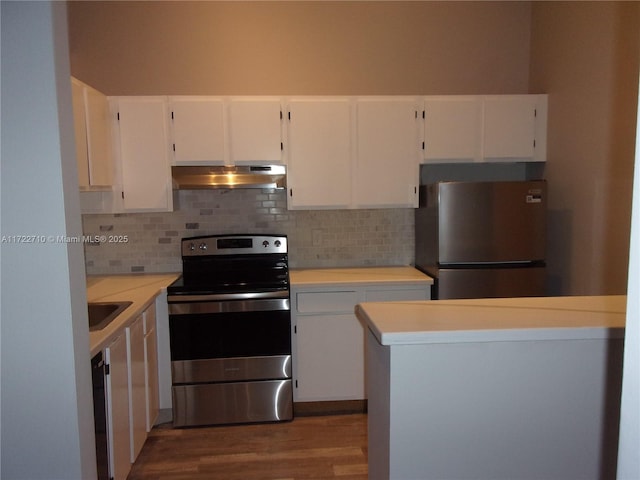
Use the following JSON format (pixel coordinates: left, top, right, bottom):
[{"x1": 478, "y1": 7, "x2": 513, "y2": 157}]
[
  {"x1": 415, "y1": 180, "x2": 547, "y2": 299},
  {"x1": 167, "y1": 234, "x2": 293, "y2": 427},
  {"x1": 171, "y1": 165, "x2": 286, "y2": 190}
]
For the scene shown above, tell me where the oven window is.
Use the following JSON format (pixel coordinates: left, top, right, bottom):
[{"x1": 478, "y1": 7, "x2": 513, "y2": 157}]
[{"x1": 169, "y1": 310, "x2": 291, "y2": 361}]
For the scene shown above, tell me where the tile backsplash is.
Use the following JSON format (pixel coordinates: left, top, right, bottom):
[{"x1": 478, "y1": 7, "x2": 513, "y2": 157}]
[{"x1": 82, "y1": 189, "x2": 415, "y2": 275}]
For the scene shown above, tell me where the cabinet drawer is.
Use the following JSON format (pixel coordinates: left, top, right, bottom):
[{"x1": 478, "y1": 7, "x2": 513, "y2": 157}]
[
  {"x1": 365, "y1": 288, "x2": 429, "y2": 302},
  {"x1": 296, "y1": 291, "x2": 359, "y2": 314}
]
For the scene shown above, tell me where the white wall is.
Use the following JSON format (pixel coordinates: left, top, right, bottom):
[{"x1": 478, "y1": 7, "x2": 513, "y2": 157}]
[
  {"x1": 617, "y1": 72, "x2": 640, "y2": 478},
  {"x1": 0, "y1": 2, "x2": 96, "y2": 478}
]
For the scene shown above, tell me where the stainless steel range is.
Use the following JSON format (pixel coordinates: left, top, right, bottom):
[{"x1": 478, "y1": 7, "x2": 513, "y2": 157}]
[{"x1": 167, "y1": 234, "x2": 293, "y2": 427}]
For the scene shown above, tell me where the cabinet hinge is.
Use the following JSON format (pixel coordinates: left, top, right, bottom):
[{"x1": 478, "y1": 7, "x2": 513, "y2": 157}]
[{"x1": 105, "y1": 364, "x2": 110, "y2": 375}]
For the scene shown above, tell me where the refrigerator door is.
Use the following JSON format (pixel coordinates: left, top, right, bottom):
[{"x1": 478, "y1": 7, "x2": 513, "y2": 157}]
[
  {"x1": 436, "y1": 266, "x2": 546, "y2": 300},
  {"x1": 438, "y1": 181, "x2": 546, "y2": 264}
]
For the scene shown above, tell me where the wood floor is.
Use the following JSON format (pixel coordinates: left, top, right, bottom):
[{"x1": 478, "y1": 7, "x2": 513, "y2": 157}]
[{"x1": 127, "y1": 414, "x2": 368, "y2": 480}]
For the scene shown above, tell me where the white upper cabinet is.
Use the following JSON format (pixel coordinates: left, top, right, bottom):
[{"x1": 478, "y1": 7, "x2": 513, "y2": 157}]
[
  {"x1": 423, "y1": 96, "x2": 482, "y2": 163},
  {"x1": 113, "y1": 97, "x2": 173, "y2": 212},
  {"x1": 72, "y1": 79, "x2": 89, "y2": 187},
  {"x1": 483, "y1": 95, "x2": 546, "y2": 162},
  {"x1": 422, "y1": 94, "x2": 548, "y2": 164},
  {"x1": 228, "y1": 98, "x2": 283, "y2": 164},
  {"x1": 170, "y1": 97, "x2": 225, "y2": 164},
  {"x1": 286, "y1": 98, "x2": 353, "y2": 209},
  {"x1": 71, "y1": 77, "x2": 114, "y2": 189},
  {"x1": 355, "y1": 98, "x2": 421, "y2": 208}
]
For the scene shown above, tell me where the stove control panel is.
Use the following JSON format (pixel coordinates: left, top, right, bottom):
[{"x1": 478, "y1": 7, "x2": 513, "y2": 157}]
[{"x1": 182, "y1": 235, "x2": 288, "y2": 257}]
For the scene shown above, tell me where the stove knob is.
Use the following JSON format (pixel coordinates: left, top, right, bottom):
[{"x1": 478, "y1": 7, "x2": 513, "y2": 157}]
[
  {"x1": 262, "y1": 240, "x2": 270, "y2": 248},
  {"x1": 274, "y1": 240, "x2": 281, "y2": 247},
  {"x1": 199, "y1": 242, "x2": 207, "y2": 251},
  {"x1": 188, "y1": 242, "x2": 196, "y2": 251}
]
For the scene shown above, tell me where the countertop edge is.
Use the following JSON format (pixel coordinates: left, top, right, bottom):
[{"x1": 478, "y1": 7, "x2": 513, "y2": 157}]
[
  {"x1": 290, "y1": 266, "x2": 434, "y2": 287},
  {"x1": 355, "y1": 297, "x2": 626, "y2": 346}
]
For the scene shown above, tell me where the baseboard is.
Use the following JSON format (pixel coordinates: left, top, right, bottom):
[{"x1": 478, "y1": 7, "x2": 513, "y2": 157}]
[
  {"x1": 155, "y1": 408, "x2": 173, "y2": 426},
  {"x1": 294, "y1": 400, "x2": 367, "y2": 416}
]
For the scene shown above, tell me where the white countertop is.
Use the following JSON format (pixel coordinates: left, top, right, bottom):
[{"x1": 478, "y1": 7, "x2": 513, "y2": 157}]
[
  {"x1": 356, "y1": 295, "x2": 626, "y2": 346},
  {"x1": 88, "y1": 274, "x2": 179, "y2": 355},
  {"x1": 87, "y1": 267, "x2": 431, "y2": 355},
  {"x1": 290, "y1": 266, "x2": 433, "y2": 286}
]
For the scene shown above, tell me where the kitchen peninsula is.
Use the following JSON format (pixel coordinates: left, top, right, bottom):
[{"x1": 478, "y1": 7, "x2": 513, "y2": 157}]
[{"x1": 355, "y1": 295, "x2": 626, "y2": 480}]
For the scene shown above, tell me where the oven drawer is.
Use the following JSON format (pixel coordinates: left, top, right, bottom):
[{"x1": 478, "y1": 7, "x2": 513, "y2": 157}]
[
  {"x1": 172, "y1": 379, "x2": 293, "y2": 427},
  {"x1": 172, "y1": 355, "x2": 291, "y2": 384}
]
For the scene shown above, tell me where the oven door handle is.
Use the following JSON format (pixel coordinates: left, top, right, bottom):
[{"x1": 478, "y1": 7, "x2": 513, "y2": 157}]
[
  {"x1": 168, "y1": 297, "x2": 290, "y2": 315},
  {"x1": 167, "y1": 291, "x2": 289, "y2": 303}
]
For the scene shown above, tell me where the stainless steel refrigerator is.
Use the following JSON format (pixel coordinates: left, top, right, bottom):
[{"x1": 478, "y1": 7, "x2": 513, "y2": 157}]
[{"x1": 415, "y1": 180, "x2": 547, "y2": 300}]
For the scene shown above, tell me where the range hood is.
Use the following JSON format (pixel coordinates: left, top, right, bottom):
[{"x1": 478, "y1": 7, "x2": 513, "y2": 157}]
[{"x1": 171, "y1": 165, "x2": 286, "y2": 190}]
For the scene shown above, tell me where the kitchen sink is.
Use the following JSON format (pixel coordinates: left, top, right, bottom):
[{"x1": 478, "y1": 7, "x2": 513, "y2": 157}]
[{"x1": 88, "y1": 301, "x2": 133, "y2": 332}]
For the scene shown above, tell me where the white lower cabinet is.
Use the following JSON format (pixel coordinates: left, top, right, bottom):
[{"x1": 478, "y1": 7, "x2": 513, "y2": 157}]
[
  {"x1": 292, "y1": 283, "x2": 430, "y2": 402},
  {"x1": 127, "y1": 315, "x2": 146, "y2": 463},
  {"x1": 104, "y1": 302, "x2": 161, "y2": 478},
  {"x1": 143, "y1": 303, "x2": 160, "y2": 431},
  {"x1": 105, "y1": 333, "x2": 131, "y2": 480}
]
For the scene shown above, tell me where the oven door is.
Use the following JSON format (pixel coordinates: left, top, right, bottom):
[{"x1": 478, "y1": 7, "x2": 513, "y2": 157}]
[{"x1": 168, "y1": 297, "x2": 291, "y2": 384}]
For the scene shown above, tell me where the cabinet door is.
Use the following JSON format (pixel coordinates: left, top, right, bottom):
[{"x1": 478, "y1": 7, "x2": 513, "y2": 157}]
[
  {"x1": 229, "y1": 99, "x2": 283, "y2": 164},
  {"x1": 296, "y1": 313, "x2": 365, "y2": 401},
  {"x1": 170, "y1": 97, "x2": 225, "y2": 164},
  {"x1": 423, "y1": 96, "x2": 482, "y2": 162},
  {"x1": 143, "y1": 303, "x2": 159, "y2": 432},
  {"x1": 84, "y1": 85, "x2": 114, "y2": 187},
  {"x1": 286, "y1": 99, "x2": 352, "y2": 209},
  {"x1": 105, "y1": 334, "x2": 131, "y2": 480},
  {"x1": 355, "y1": 98, "x2": 421, "y2": 208},
  {"x1": 71, "y1": 78, "x2": 90, "y2": 188},
  {"x1": 483, "y1": 95, "x2": 538, "y2": 161},
  {"x1": 115, "y1": 97, "x2": 173, "y2": 211},
  {"x1": 127, "y1": 315, "x2": 146, "y2": 463}
]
